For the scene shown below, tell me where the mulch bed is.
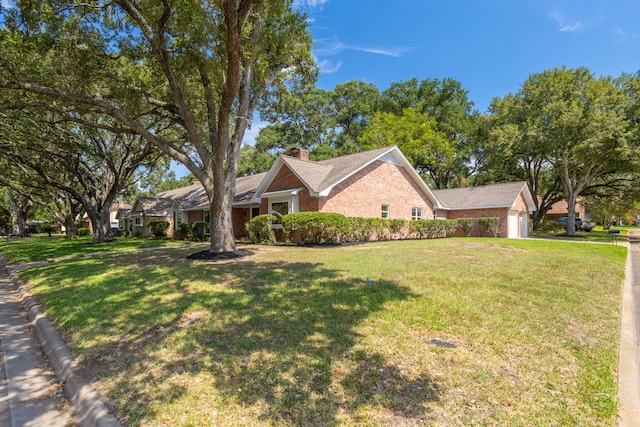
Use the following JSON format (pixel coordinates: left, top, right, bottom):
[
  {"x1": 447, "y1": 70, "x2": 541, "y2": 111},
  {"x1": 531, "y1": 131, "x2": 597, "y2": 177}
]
[{"x1": 186, "y1": 249, "x2": 253, "y2": 261}]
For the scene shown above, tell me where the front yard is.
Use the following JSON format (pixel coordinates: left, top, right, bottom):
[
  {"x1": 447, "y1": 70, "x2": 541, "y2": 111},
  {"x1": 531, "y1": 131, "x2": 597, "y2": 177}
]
[{"x1": 2, "y1": 238, "x2": 627, "y2": 426}]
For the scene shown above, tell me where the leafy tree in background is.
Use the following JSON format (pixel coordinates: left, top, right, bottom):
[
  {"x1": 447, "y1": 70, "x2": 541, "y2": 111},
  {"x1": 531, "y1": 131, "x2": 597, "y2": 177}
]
[
  {"x1": 0, "y1": 0, "x2": 314, "y2": 253},
  {"x1": 485, "y1": 67, "x2": 636, "y2": 235},
  {"x1": 359, "y1": 108, "x2": 457, "y2": 188}
]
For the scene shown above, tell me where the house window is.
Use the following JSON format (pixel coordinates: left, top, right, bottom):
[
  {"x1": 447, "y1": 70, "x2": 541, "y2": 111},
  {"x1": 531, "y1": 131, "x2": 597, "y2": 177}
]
[
  {"x1": 134, "y1": 217, "x2": 142, "y2": 226},
  {"x1": 412, "y1": 207, "x2": 422, "y2": 220},
  {"x1": 271, "y1": 201, "x2": 289, "y2": 224},
  {"x1": 381, "y1": 204, "x2": 389, "y2": 219}
]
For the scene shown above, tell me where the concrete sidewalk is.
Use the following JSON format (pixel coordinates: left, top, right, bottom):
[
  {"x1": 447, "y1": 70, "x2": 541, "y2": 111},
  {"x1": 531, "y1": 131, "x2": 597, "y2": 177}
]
[
  {"x1": 0, "y1": 255, "x2": 121, "y2": 427},
  {"x1": 0, "y1": 267, "x2": 75, "y2": 426}
]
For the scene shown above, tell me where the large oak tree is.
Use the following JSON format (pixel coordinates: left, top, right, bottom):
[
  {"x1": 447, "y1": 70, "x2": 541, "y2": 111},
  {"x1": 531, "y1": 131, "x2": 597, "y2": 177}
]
[{"x1": 0, "y1": 0, "x2": 314, "y2": 252}]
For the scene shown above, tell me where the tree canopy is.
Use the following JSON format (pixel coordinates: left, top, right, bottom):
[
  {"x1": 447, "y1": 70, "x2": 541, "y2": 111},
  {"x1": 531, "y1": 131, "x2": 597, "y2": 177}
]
[{"x1": 0, "y1": 0, "x2": 314, "y2": 252}]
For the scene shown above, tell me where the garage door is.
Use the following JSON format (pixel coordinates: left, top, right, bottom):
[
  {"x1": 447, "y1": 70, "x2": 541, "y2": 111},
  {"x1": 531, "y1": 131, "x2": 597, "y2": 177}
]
[
  {"x1": 520, "y1": 213, "x2": 529, "y2": 238},
  {"x1": 508, "y1": 211, "x2": 519, "y2": 238}
]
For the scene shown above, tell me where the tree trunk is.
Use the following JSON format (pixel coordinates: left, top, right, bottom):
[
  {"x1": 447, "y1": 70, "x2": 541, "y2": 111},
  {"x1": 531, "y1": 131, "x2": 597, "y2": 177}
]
[
  {"x1": 565, "y1": 191, "x2": 579, "y2": 237},
  {"x1": 209, "y1": 170, "x2": 236, "y2": 253},
  {"x1": 63, "y1": 214, "x2": 78, "y2": 238},
  {"x1": 9, "y1": 193, "x2": 29, "y2": 236},
  {"x1": 86, "y1": 207, "x2": 114, "y2": 243}
]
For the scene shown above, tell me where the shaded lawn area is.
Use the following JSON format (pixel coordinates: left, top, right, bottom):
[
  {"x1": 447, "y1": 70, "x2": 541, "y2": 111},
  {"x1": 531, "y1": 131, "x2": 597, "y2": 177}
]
[
  {"x1": 531, "y1": 229, "x2": 631, "y2": 244},
  {"x1": 0, "y1": 234, "x2": 198, "y2": 264},
  {"x1": 15, "y1": 239, "x2": 626, "y2": 426}
]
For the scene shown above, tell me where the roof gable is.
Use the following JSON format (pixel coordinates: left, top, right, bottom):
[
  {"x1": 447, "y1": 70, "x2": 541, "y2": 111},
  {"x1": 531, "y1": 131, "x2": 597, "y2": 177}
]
[{"x1": 254, "y1": 146, "x2": 442, "y2": 208}]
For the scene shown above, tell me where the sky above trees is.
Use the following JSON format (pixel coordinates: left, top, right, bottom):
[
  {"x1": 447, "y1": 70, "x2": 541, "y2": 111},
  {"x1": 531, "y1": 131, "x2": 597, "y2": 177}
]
[{"x1": 168, "y1": 0, "x2": 640, "y2": 177}]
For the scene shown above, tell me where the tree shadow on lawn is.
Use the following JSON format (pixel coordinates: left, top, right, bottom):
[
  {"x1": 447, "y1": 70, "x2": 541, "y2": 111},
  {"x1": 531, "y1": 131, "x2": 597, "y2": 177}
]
[{"x1": 29, "y1": 253, "x2": 441, "y2": 425}]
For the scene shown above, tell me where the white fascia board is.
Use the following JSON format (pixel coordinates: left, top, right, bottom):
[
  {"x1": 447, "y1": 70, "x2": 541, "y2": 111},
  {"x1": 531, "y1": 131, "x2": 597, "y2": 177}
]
[
  {"x1": 261, "y1": 187, "x2": 304, "y2": 198},
  {"x1": 445, "y1": 205, "x2": 511, "y2": 211}
]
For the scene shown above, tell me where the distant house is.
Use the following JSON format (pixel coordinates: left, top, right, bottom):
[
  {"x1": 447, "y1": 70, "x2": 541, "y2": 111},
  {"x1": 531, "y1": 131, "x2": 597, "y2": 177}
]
[
  {"x1": 80, "y1": 201, "x2": 131, "y2": 231},
  {"x1": 541, "y1": 198, "x2": 587, "y2": 221},
  {"x1": 127, "y1": 146, "x2": 536, "y2": 239}
]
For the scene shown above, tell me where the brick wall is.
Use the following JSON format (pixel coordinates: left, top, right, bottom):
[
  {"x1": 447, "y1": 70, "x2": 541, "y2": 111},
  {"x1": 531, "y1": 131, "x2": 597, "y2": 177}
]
[
  {"x1": 232, "y1": 207, "x2": 250, "y2": 238},
  {"x1": 319, "y1": 161, "x2": 435, "y2": 220},
  {"x1": 446, "y1": 208, "x2": 509, "y2": 237}
]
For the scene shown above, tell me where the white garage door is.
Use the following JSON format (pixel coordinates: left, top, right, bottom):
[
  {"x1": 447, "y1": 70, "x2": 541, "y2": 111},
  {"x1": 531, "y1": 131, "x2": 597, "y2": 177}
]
[
  {"x1": 520, "y1": 213, "x2": 529, "y2": 238},
  {"x1": 508, "y1": 211, "x2": 519, "y2": 238}
]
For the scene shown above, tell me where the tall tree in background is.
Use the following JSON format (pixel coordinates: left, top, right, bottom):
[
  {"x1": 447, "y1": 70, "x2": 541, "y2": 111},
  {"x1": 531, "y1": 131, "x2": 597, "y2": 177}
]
[
  {"x1": 0, "y1": 109, "x2": 162, "y2": 242},
  {"x1": 358, "y1": 108, "x2": 456, "y2": 188},
  {"x1": 485, "y1": 67, "x2": 635, "y2": 235},
  {"x1": 0, "y1": 0, "x2": 314, "y2": 253}
]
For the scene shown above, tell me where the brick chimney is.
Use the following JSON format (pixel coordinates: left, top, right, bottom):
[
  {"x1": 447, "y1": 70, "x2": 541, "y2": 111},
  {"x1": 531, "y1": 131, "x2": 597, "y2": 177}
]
[{"x1": 284, "y1": 147, "x2": 309, "y2": 161}]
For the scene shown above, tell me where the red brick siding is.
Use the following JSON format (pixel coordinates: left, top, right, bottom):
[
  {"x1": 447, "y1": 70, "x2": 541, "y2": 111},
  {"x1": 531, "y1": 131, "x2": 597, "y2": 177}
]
[
  {"x1": 233, "y1": 207, "x2": 251, "y2": 238},
  {"x1": 446, "y1": 208, "x2": 510, "y2": 237},
  {"x1": 319, "y1": 161, "x2": 435, "y2": 220},
  {"x1": 187, "y1": 211, "x2": 203, "y2": 223}
]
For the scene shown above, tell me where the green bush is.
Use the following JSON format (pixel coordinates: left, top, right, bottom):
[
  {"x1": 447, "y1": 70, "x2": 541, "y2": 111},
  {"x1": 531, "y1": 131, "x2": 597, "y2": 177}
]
[
  {"x1": 174, "y1": 222, "x2": 191, "y2": 240},
  {"x1": 77, "y1": 227, "x2": 90, "y2": 237},
  {"x1": 410, "y1": 220, "x2": 446, "y2": 239},
  {"x1": 477, "y1": 217, "x2": 500, "y2": 237},
  {"x1": 191, "y1": 221, "x2": 209, "y2": 241},
  {"x1": 457, "y1": 218, "x2": 474, "y2": 237},
  {"x1": 534, "y1": 220, "x2": 565, "y2": 235},
  {"x1": 246, "y1": 214, "x2": 276, "y2": 244},
  {"x1": 148, "y1": 220, "x2": 170, "y2": 238},
  {"x1": 41, "y1": 223, "x2": 54, "y2": 236},
  {"x1": 282, "y1": 212, "x2": 349, "y2": 244},
  {"x1": 443, "y1": 219, "x2": 458, "y2": 237}
]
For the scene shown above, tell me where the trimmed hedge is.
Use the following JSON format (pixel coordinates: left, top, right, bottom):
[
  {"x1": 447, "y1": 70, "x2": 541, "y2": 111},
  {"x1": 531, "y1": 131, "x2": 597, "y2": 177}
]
[
  {"x1": 77, "y1": 227, "x2": 90, "y2": 237},
  {"x1": 477, "y1": 217, "x2": 500, "y2": 237},
  {"x1": 191, "y1": 221, "x2": 209, "y2": 241},
  {"x1": 148, "y1": 220, "x2": 170, "y2": 238},
  {"x1": 246, "y1": 214, "x2": 277, "y2": 244},
  {"x1": 282, "y1": 212, "x2": 349, "y2": 244}
]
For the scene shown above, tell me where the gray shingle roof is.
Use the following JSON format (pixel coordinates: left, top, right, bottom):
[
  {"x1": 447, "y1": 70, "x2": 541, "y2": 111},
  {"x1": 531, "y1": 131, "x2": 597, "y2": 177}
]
[
  {"x1": 280, "y1": 146, "x2": 395, "y2": 193},
  {"x1": 432, "y1": 181, "x2": 529, "y2": 209}
]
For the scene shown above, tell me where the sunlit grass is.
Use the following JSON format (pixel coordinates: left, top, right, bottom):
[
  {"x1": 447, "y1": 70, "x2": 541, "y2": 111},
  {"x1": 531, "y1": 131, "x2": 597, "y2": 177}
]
[
  {"x1": 14, "y1": 239, "x2": 626, "y2": 426},
  {"x1": 0, "y1": 234, "x2": 199, "y2": 264}
]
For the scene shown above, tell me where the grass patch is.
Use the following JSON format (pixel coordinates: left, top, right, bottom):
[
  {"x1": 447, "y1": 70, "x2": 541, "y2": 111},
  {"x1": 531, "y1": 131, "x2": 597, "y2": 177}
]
[
  {"x1": 0, "y1": 234, "x2": 196, "y2": 264},
  {"x1": 532, "y1": 229, "x2": 630, "y2": 243},
  {"x1": 13, "y1": 239, "x2": 625, "y2": 426}
]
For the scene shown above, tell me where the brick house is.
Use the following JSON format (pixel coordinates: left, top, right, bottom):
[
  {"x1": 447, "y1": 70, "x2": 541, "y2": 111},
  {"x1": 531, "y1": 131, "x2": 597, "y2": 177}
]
[
  {"x1": 433, "y1": 182, "x2": 536, "y2": 238},
  {"x1": 126, "y1": 146, "x2": 536, "y2": 238}
]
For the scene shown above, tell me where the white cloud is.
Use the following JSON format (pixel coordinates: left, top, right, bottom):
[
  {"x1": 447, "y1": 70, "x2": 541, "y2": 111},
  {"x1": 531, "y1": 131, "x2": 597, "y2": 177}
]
[
  {"x1": 293, "y1": 0, "x2": 329, "y2": 10},
  {"x1": 316, "y1": 58, "x2": 342, "y2": 74},
  {"x1": 315, "y1": 37, "x2": 411, "y2": 58},
  {"x1": 550, "y1": 11, "x2": 585, "y2": 32}
]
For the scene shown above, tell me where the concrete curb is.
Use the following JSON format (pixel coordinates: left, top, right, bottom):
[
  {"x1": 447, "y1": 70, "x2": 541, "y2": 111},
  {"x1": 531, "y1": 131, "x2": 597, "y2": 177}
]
[
  {"x1": 0, "y1": 254, "x2": 121, "y2": 427},
  {"x1": 617, "y1": 236, "x2": 640, "y2": 426}
]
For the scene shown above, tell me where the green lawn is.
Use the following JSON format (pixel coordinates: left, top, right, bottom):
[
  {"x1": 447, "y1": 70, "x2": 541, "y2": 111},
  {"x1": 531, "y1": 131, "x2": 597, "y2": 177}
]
[
  {"x1": 0, "y1": 234, "x2": 200, "y2": 264},
  {"x1": 6, "y1": 238, "x2": 626, "y2": 426}
]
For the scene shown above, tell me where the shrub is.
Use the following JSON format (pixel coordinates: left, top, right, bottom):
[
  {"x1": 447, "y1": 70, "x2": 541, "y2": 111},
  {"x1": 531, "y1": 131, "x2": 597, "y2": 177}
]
[
  {"x1": 410, "y1": 220, "x2": 447, "y2": 239},
  {"x1": 477, "y1": 217, "x2": 500, "y2": 237},
  {"x1": 388, "y1": 219, "x2": 409, "y2": 239},
  {"x1": 443, "y1": 219, "x2": 458, "y2": 237},
  {"x1": 534, "y1": 220, "x2": 565, "y2": 235},
  {"x1": 41, "y1": 223, "x2": 54, "y2": 237},
  {"x1": 191, "y1": 221, "x2": 209, "y2": 241},
  {"x1": 282, "y1": 212, "x2": 348, "y2": 244},
  {"x1": 174, "y1": 222, "x2": 191, "y2": 240},
  {"x1": 148, "y1": 220, "x2": 170, "y2": 238},
  {"x1": 246, "y1": 214, "x2": 276, "y2": 244},
  {"x1": 77, "y1": 227, "x2": 90, "y2": 237},
  {"x1": 457, "y1": 218, "x2": 474, "y2": 237}
]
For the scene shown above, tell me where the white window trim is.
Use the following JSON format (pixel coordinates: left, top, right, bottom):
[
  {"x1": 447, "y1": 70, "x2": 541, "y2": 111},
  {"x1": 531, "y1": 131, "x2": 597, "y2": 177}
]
[
  {"x1": 134, "y1": 217, "x2": 142, "y2": 226},
  {"x1": 268, "y1": 194, "x2": 299, "y2": 228},
  {"x1": 381, "y1": 204, "x2": 390, "y2": 219},
  {"x1": 412, "y1": 207, "x2": 423, "y2": 220}
]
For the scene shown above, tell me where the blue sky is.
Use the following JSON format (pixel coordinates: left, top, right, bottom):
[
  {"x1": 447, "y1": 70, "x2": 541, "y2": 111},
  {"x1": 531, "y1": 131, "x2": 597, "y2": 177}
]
[
  {"x1": 7, "y1": 0, "x2": 626, "y2": 176},
  {"x1": 301, "y1": 0, "x2": 640, "y2": 113}
]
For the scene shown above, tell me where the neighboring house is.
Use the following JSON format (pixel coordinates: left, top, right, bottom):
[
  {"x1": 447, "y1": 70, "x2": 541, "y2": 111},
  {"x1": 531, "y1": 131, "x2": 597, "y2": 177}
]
[
  {"x1": 432, "y1": 182, "x2": 536, "y2": 238},
  {"x1": 541, "y1": 198, "x2": 587, "y2": 221},
  {"x1": 127, "y1": 146, "x2": 537, "y2": 239},
  {"x1": 80, "y1": 201, "x2": 132, "y2": 231}
]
